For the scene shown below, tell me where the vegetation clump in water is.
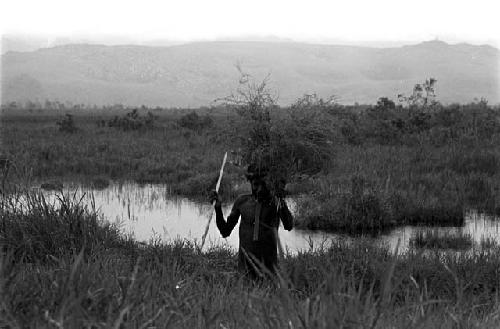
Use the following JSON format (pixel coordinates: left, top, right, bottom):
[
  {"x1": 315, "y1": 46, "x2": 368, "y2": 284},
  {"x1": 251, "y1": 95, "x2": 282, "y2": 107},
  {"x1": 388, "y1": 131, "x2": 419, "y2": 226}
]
[
  {"x1": 40, "y1": 181, "x2": 63, "y2": 191},
  {"x1": 409, "y1": 229, "x2": 474, "y2": 250}
]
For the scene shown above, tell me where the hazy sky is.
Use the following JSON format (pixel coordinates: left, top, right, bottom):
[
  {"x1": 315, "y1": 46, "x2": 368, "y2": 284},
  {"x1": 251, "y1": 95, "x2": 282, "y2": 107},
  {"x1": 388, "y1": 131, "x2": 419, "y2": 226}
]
[{"x1": 1, "y1": 0, "x2": 499, "y2": 47}]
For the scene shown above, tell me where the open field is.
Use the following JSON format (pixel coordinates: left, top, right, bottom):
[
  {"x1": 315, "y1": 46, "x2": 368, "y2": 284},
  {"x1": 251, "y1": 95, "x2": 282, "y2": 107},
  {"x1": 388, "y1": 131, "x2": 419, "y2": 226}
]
[{"x1": 2, "y1": 191, "x2": 500, "y2": 328}]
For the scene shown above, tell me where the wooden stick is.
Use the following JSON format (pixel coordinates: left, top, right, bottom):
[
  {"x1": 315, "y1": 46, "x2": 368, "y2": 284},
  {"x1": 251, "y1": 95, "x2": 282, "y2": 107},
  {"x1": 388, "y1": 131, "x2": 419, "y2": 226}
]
[
  {"x1": 200, "y1": 152, "x2": 228, "y2": 250},
  {"x1": 275, "y1": 199, "x2": 285, "y2": 260}
]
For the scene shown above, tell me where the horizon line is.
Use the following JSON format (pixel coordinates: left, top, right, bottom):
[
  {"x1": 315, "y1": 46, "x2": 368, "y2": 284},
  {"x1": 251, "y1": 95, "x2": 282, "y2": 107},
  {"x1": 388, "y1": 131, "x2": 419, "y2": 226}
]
[{"x1": 2, "y1": 33, "x2": 499, "y2": 52}]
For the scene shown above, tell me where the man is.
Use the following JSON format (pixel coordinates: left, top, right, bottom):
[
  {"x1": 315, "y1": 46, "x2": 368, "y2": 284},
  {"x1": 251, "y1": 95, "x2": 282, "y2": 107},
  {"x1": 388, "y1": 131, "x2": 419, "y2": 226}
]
[{"x1": 210, "y1": 164, "x2": 294, "y2": 279}]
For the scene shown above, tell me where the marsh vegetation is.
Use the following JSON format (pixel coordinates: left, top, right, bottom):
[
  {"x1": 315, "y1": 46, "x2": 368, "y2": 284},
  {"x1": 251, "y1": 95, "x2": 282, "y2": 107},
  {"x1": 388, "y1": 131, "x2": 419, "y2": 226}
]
[{"x1": 2, "y1": 94, "x2": 499, "y2": 232}]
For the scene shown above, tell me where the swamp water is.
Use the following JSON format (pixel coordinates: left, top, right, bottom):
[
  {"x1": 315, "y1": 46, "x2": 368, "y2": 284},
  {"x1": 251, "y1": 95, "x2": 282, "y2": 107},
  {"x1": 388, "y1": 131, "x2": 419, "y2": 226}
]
[{"x1": 40, "y1": 182, "x2": 500, "y2": 254}]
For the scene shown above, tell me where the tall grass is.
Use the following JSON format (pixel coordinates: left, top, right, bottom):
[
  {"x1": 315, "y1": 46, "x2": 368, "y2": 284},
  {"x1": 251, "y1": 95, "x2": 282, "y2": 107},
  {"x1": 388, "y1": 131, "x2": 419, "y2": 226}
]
[
  {"x1": 1, "y1": 191, "x2": 500, "y2": 327},
  {"x1": 0, "y1": 191, "x2": 134, "y2": 262}
]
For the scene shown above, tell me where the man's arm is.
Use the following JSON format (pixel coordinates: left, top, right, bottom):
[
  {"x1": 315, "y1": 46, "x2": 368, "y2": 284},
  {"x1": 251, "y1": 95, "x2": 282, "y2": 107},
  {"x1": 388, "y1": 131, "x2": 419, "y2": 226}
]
[
  {"x1": 277, "y1": 198, "x2": 294, "y2": 231},
  {"x1": 212, "y1": 193, "x2": 240, "y2": 238}
]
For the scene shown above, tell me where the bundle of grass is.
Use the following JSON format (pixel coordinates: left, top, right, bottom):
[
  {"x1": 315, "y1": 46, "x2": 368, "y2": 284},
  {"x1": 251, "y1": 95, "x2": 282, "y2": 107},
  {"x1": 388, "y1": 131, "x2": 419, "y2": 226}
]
[{"x1": 217, "y1": 67, "x2": 336, "y2": 198}]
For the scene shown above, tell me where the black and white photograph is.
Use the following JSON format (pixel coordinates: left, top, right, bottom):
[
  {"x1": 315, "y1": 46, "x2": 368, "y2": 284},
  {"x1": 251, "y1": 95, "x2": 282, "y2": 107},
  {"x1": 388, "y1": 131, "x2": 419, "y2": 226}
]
[{"x1": 1, "y1": 0, "x2": 499, "y2": 327}]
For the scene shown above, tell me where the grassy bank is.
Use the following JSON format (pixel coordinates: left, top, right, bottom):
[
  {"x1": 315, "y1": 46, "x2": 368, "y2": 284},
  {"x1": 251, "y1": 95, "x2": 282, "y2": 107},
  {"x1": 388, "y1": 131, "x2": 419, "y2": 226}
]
[{"x1": 1, "y1": 192, "x2": 500, "y2": 328}]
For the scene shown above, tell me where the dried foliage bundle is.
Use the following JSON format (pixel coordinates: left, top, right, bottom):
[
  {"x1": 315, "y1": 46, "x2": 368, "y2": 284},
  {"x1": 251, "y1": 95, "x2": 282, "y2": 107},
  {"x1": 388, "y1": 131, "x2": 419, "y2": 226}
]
[{"x1": 217, "y1": 67, "x2": 335, "y2": 197}]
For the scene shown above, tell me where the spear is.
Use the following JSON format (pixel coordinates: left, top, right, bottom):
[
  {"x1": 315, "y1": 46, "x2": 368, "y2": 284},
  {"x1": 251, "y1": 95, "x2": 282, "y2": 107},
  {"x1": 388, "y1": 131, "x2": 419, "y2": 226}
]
[{"x1": 200, "y1": 151, "x2": 228, "y2": 251}]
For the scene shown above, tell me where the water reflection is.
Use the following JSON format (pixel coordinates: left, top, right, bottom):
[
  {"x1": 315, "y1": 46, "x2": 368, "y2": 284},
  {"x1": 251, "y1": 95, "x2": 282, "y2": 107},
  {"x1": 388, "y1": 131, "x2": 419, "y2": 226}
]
[{"x1": 43, "y1": 183, "x2": 500, "y2": 254}]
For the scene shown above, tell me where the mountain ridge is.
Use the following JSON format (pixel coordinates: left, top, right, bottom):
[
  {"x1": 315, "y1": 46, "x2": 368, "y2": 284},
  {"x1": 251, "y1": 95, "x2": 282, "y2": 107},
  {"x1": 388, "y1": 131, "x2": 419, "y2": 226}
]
[{"x1": 2, "y1": 40, "x2": 499, "y2": 107}]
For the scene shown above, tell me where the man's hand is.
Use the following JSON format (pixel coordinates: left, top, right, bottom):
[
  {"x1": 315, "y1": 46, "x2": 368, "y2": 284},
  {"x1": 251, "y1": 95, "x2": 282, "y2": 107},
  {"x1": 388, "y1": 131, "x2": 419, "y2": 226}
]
[
  {"x1": 275, "y1": 179, "x2": 287, "y2": 198},
  {"x1": 275, "y1": 196, "x2": 285, "y2": 210},
  {"x1": 209, "y1": 190, "x2": 222, "y2": 208},
  {"x1": 276, "y1": 196, "x2": 293, "y2": 231}
]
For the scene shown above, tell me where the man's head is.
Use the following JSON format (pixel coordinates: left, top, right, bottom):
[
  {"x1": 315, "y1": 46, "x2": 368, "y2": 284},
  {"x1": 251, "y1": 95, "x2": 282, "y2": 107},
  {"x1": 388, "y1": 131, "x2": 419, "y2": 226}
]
[{"x1": 245, "y1": 164, "x2": 270, "y2": 200}]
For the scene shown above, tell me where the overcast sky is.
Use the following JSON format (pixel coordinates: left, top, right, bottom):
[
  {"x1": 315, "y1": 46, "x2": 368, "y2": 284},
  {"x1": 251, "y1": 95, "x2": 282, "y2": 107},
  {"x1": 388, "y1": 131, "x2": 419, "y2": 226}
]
[{"x1": 1, "y1": 0, "x2": 499, "y2": 47}]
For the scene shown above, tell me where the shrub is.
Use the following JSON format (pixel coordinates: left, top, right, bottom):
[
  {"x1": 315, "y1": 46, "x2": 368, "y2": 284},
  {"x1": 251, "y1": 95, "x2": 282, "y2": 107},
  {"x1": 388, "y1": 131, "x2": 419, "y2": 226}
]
[
  {"x1": 56, "y1": 113, "x2": 77, "y2": 133},
  {"x1": 408, "y1": 110, "x2": 432, "y2": 133},
  {"x1": 107, "y1": 109, "x2": 158, "y2": 130},
  {"x1": 177, "y1": 111, "x2": 213, "y2": 131}
]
